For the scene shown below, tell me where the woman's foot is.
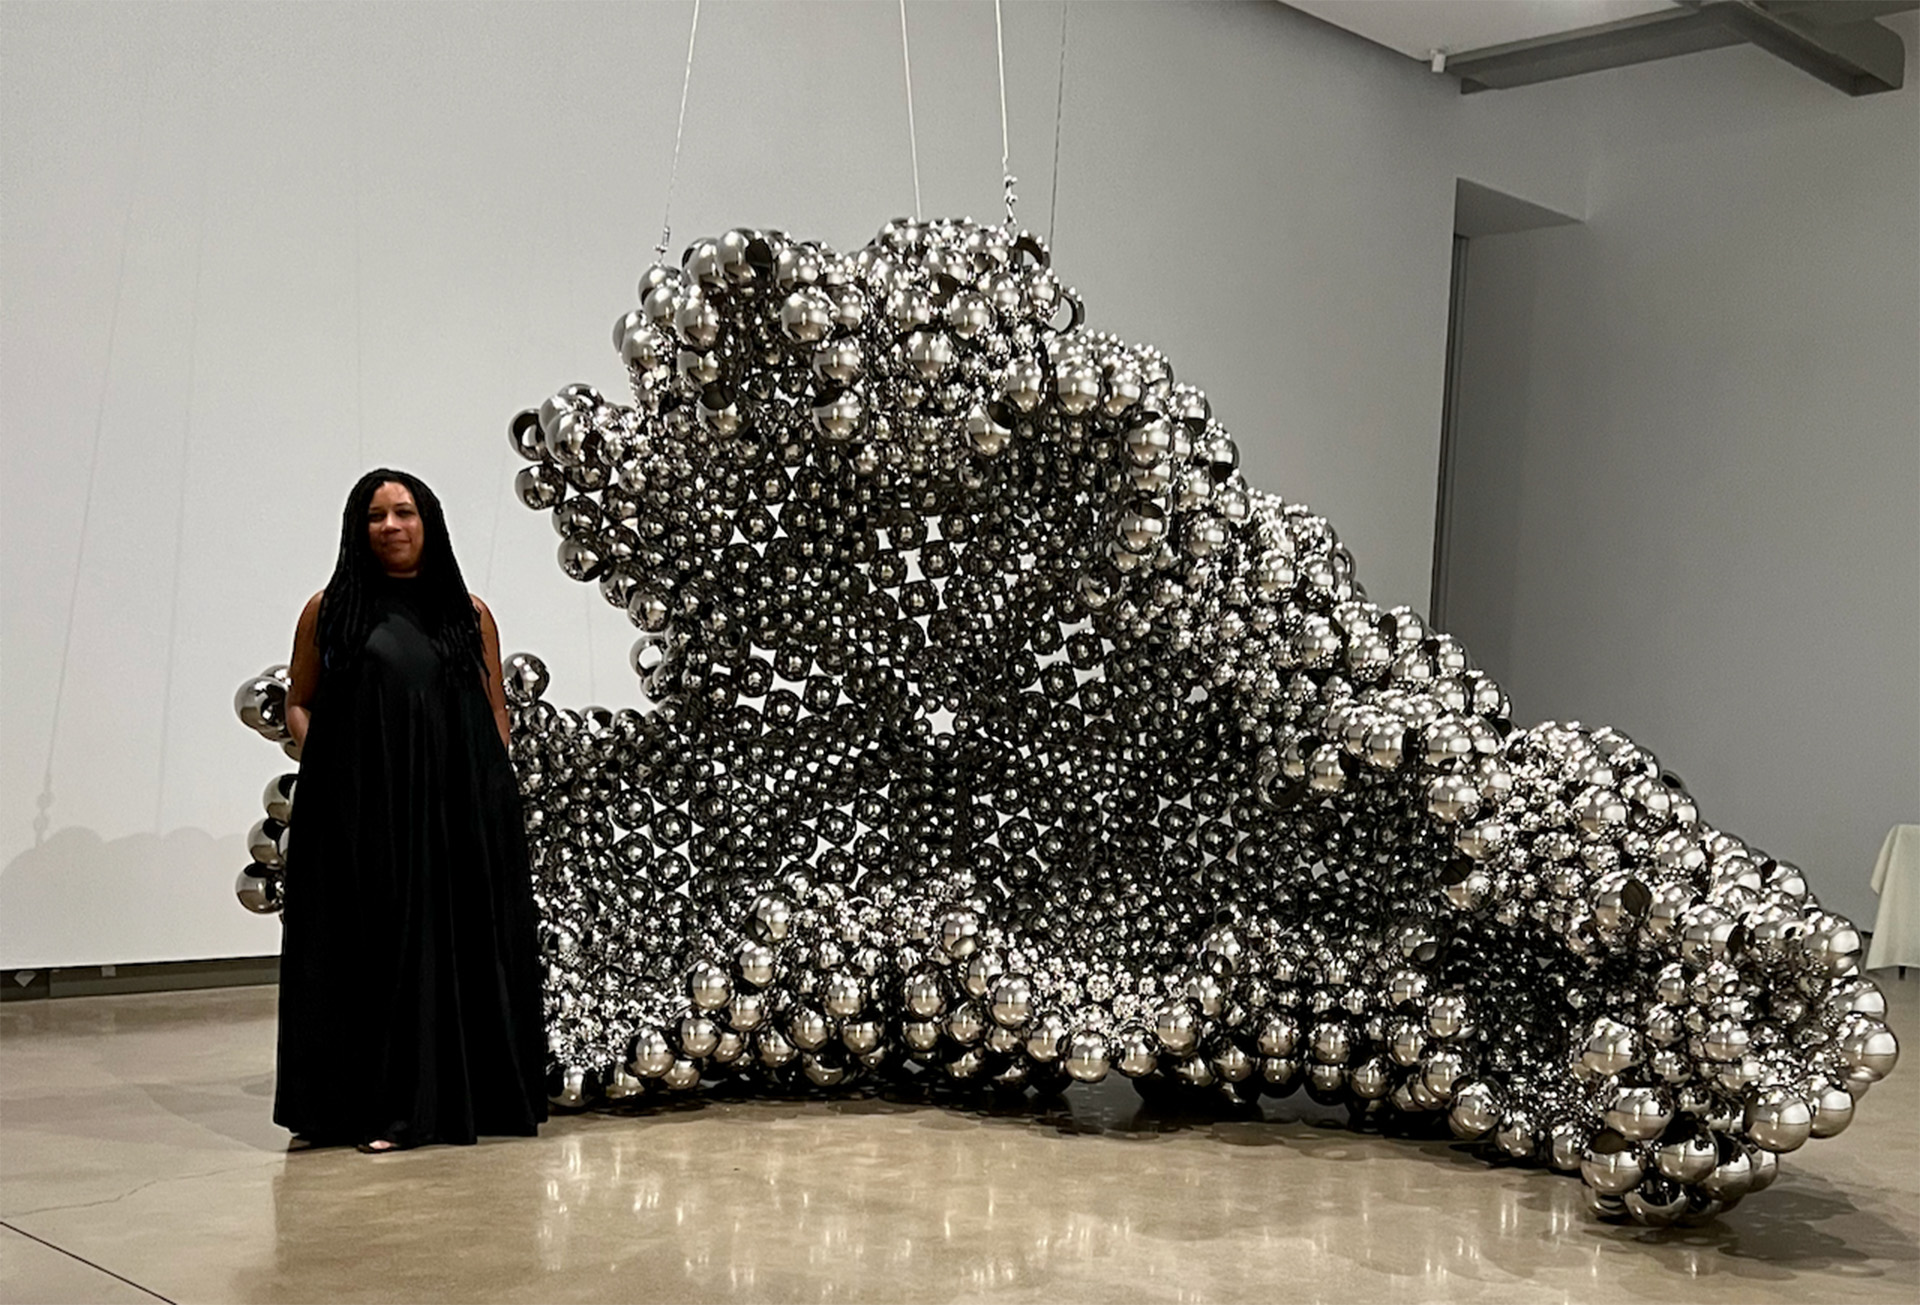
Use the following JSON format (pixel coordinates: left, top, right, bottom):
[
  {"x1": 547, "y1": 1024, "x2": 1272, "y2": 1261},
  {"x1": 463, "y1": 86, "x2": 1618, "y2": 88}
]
[{"x1": 356, "y1": 1139, "x2": 401, "y2": 1154}]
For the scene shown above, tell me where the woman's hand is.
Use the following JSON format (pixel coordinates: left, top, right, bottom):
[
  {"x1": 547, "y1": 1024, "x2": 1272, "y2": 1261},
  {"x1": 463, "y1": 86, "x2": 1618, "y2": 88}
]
[
  {"x1": 473, "y1": 596, "x2": 512, "y2": 753},
  {"x1": 286, "y1": 592, "x2": 324, "y2": 750}
]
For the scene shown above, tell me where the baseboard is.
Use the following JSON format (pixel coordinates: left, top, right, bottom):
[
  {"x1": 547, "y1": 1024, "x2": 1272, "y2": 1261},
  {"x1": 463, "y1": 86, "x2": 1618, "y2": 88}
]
[{"x1": 1, "y1": 955, "x2": 279, "y2": 1002}]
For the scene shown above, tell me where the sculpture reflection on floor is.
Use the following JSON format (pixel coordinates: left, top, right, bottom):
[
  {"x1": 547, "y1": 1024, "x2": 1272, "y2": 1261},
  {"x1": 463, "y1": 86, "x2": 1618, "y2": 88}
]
[{"x1": 237, "y1": 219, "x2": 1896, "y2": 1227}]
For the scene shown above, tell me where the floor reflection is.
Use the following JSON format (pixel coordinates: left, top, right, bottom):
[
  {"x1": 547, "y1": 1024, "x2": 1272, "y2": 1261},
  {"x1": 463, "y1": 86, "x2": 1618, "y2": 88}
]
[
  {"x1": 243, "y1": 1069, "x2": 1910, "y2": 1303},
  {"x1": 6, "y1": 977, "x2": 1913, "y2": 1304}
]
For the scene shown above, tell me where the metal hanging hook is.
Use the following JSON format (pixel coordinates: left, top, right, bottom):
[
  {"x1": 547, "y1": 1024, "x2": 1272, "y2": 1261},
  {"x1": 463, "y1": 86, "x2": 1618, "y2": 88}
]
[
  {"x1": 900, "y1": 0, "x2": 923, "y2": 220},
  {"x1": 656, "y1": 0, "x2": 703, "y2": 262},
  {"x1": 994, "y1": 0, "x2": 1016, "y2": 228}
]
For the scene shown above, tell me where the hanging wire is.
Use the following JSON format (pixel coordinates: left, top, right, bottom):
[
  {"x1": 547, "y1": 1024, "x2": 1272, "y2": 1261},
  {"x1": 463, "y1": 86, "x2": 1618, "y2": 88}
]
[
  {"x1": 153, "y1": 153, "x2": 211, "y2": 832},
  {"x1": 656, "y1": 0, "x2": 703, "y2": 261},
  {"x1": 350, "y1": 174, "x2": 366, "y2": 470},
  {"x1": 583, "y1": 581, "x2": 602, "y2": 705},
  {"x1": 899, "y1": 0, "x2": 923, "y2": 220},
  {"x1": 484, "y1": 231, "x2": 540, "y2": 598},
  {"x1": 994, "y1": 0, "x2": 1017, "y2": 227},
  {"x1": 36, "y1": 71, "x2": 153, "y2": 846},
  {"x1": 1047, "y1": 2, "x2": 1069, "y2": 248}
]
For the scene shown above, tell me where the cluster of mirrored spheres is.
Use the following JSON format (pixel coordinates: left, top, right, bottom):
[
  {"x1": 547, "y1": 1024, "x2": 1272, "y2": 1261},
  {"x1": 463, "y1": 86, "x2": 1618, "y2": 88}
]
[
  {"x1": 236, "y1": 218, "x2": 1896, "y2": 1226},
  {"x1": 234, "y1": 663, "x2": 296, "y2": 915}
]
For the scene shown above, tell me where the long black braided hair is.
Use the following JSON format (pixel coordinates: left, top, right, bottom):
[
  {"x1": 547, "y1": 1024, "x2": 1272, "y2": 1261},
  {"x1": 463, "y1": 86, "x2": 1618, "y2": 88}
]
[{"x1": 316, "y1": 468, "x2": 486, "y2": 678}]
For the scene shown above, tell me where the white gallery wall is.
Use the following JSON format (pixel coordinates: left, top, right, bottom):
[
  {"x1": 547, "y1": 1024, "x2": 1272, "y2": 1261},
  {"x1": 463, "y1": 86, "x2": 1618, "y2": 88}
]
[
  {"x1": 0, "y1": 0, "x2": 1904, "y2": 965},
  {"x1": 1442, "y1": 13, "x2": 1920, "y2": 928}
]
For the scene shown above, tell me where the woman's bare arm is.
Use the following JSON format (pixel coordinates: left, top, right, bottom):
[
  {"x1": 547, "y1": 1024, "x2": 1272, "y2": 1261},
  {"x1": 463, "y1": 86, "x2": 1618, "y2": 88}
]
[
  {"x1": 473, "y1": 596, "x2": 512, "y2": 752},
  {"x1": 286, "y1": 592, "x2": 324, "y2": 750}
]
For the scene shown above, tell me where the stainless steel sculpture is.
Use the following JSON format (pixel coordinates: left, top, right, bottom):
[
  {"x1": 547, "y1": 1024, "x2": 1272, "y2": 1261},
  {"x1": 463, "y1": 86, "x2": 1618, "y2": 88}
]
[{"x1": 237, "y1": 219, "x2": 1896, "y2": 1226}]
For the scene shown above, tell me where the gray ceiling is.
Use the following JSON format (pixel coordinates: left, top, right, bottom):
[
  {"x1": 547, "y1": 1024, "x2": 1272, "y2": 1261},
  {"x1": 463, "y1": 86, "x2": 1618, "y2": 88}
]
[{"x1": 1284, "y1": 1, "x2": 1916, "y2": 95}]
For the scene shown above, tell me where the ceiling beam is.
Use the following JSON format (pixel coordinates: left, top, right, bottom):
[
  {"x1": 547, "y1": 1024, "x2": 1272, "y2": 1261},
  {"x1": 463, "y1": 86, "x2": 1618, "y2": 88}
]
[
  {"x1": 1717, "y1": 1, "x2": 1909, "y2": 94},
  {"x1": 1756, "y1": 1, "x2": 1918, "y2": 28},
  {"x1": 1449, "y1": 8, "x2": 1743, "y2": 93},
  {"x1": 1447, "y1": 0, "x2": 1914, "y2": 95}
]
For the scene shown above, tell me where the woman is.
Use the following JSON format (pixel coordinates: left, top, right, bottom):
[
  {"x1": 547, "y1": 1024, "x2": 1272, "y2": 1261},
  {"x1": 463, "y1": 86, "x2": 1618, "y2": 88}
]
[{"x1": 275, "y1": 469, "x2": 548, "y2": 1152}]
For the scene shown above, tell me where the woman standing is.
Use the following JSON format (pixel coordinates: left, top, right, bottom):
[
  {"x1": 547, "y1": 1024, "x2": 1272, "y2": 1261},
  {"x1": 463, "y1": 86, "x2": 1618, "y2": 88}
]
[{"x1": 275, "y1": 469, "x2": 548, "y2": 1151}]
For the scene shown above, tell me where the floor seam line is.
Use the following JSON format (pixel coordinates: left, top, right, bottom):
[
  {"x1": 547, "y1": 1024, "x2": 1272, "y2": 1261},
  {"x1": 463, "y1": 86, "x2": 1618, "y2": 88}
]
[
  {"x1": 2, "y1": 1153, "x2": 283, "y2": 1220},
  {"x1": 0, "y1": 1219, "x2": 179, "y2": 1305}
]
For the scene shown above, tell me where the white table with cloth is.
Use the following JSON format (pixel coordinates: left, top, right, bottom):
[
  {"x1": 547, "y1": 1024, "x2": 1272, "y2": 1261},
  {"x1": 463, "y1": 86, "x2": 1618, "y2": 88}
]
[{"x1": 1865, "y1": 824, "x2": 1920, "y2": 972}]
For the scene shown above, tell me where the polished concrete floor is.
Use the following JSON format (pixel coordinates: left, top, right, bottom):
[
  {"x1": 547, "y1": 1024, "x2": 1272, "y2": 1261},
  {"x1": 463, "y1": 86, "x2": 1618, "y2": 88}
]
[{"x1": 1, "y1": 975, "x2": 1914, "y2": 1304}]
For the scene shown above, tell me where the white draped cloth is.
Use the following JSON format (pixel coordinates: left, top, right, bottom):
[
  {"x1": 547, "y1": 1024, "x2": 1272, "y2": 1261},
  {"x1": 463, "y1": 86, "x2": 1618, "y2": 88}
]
[{"x1": 1865, "y1": 824, "x2": 1920, "y2": 972}]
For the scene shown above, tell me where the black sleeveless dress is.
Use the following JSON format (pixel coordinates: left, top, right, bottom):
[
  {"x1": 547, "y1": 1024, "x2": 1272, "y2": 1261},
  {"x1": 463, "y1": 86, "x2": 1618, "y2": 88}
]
[{"x1": 274, "y1": 577, "x2": 549, "y2": 1147}]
